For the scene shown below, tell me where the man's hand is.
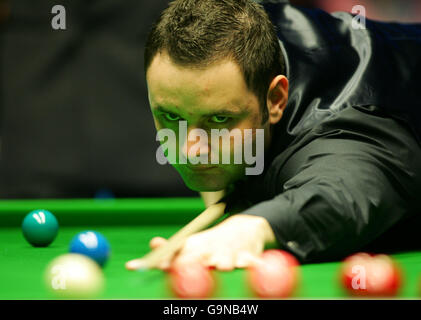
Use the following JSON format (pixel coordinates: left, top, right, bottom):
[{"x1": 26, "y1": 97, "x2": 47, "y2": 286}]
[{"x1": 125, "y1": 214, "x2": 277, "y2": 271}]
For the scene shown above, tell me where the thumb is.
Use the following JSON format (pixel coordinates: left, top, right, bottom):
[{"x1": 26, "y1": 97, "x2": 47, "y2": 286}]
[{"x1": 150, "y1": 236, "x2": 168, "y2": 250}]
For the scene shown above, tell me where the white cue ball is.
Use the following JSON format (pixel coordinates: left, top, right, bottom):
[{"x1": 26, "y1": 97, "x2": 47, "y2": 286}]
[{"x1": 44, "y1": 253, "x2": 104, "y2": 299}]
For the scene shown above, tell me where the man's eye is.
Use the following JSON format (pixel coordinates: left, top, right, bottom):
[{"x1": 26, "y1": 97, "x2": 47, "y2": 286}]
[
  {"x1": 210, "y1": 115, "x2": 229, "y2": 124},
  {"x1": 164, "y1": 113, "x2": 181, "y2": 121}
]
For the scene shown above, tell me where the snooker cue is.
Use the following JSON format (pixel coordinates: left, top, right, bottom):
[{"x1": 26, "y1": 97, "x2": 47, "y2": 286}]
[{"x1": 135, "y1": 202, "x2": 227, "y2": 270}]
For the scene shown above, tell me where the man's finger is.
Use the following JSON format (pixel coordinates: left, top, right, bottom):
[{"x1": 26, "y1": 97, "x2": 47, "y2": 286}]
[
  {"x1": 235, "y1": 251, "x2": 260, "y2": 269},
  {"x1": 125, "y1": 258, "x2": 145, "y2": 270},
  {"x1": 125, "y1": 237, "x2": 168, "y2": 270},
  {"x1": 150, "y1": 236, "x2": 168, "y2": 250},
  {"x1": 158, "y1": 259, "x2": 172, "y2": 271},
  {"x1": 173, "y1": 249, "x2": 209, "y2": 268},
  {"x1": 208, "y1": 250, "x2": 234, "y2": 271}
]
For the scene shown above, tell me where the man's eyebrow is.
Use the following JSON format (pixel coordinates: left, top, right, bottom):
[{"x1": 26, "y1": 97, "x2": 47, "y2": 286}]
[
  {"x1": 153, "y1": 105, "x2": 178, "y2": 114},
  {"x1": 153, "y1": 104, "x2": 247, "y2": 117},
  {"x1": 204, "y1": 110, "x2": 247, "y2": 117}
]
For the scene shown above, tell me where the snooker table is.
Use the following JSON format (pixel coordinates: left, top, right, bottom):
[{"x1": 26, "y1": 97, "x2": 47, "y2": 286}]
[{"x1": 0, "y1": 197, "x2": 420, "y2": 300}]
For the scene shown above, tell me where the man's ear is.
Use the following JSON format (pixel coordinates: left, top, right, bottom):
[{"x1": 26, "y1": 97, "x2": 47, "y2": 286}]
[{"x1": 266, "y1": 75, "x2": 288, "y2": 125}]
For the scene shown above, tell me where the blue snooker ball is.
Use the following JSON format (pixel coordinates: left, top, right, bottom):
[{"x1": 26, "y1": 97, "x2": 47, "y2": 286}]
[
  {"x1": 22, "y1": 209, "x2": 59, "y2": 247},
  {"x1": 69, "y1": 231, "x2": 111, "y2": 267}
]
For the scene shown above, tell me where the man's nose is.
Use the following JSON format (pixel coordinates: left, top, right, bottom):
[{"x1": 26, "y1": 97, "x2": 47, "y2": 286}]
[{"x1": 181, "y1": 127, "x2": 210, "y2": 160}]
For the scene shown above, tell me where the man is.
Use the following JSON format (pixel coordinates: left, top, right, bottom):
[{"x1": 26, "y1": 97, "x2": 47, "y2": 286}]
[{"x1": 126, "y1": 0, "x2": 421, "y2": 271}]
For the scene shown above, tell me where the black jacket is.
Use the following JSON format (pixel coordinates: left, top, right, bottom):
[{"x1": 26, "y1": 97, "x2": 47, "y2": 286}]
[{"x1": 227, "y1": 0, "x2": 421, "y2": 263}]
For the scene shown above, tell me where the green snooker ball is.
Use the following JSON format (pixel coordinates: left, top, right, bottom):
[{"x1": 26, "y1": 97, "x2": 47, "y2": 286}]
[{"x1": 22, "y1": 209, "x2": 59, "y2": 247}]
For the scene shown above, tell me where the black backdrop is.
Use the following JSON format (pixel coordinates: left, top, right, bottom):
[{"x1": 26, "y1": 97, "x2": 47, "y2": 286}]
[{"x1": 0, "y1": 0, "x2": 195, "y2": 198}]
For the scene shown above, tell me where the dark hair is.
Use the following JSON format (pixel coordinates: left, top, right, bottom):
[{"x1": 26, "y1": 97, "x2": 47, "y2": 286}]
[{"x1": 144, "y1": 0, "x2": 285, "y2": 123}]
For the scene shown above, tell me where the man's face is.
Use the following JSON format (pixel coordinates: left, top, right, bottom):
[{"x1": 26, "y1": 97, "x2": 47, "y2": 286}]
[{"x1": 146, "y1": 52, "x2": 270, "y2": 192}]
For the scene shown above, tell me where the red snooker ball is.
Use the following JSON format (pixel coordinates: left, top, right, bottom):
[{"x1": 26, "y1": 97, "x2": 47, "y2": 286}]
[
  {"x1": 248, "y1": 249, "x2": 300, "y2": 298},
  {"x1": 168, "y1": 262, "x2": 215, "y2": 299},
  {"x1": 340, "y1": 252, "x2": 402, "y2": 297}
]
